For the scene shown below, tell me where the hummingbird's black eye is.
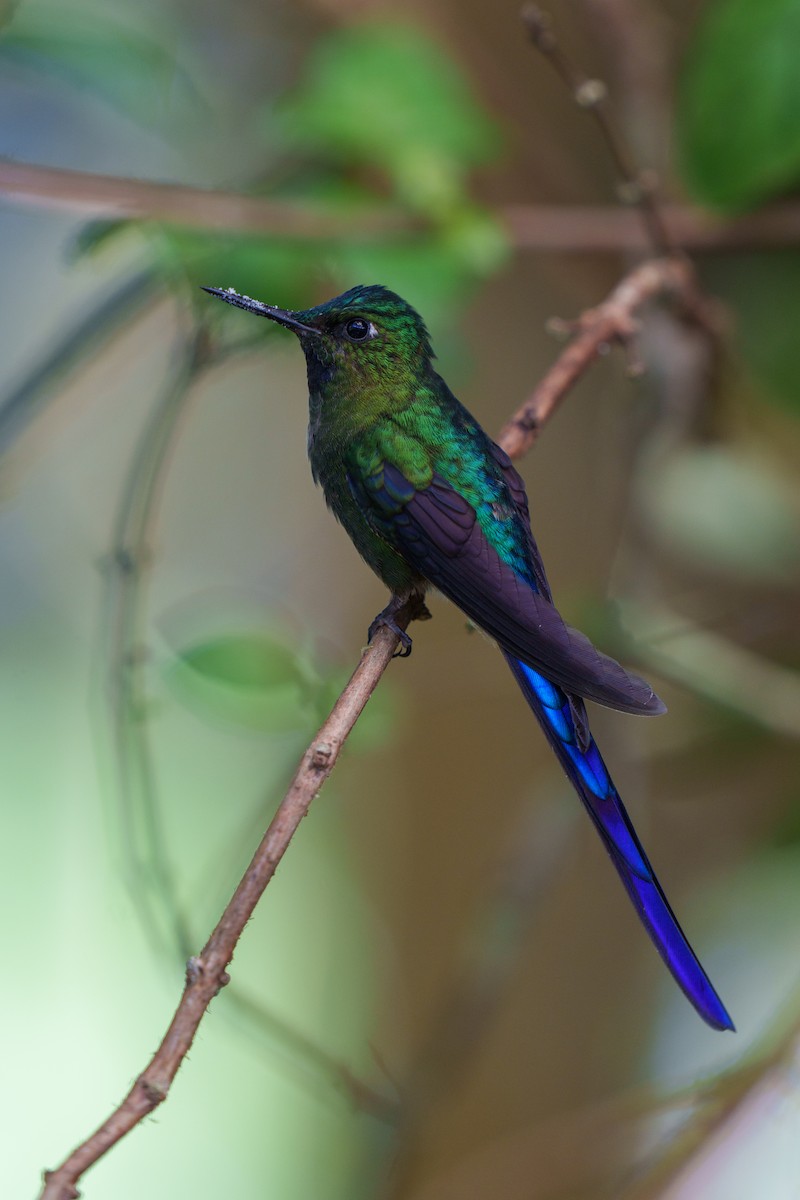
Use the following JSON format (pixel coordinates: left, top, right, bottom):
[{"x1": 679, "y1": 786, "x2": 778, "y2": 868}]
[{"x1": 345, "y1": 318, "x2": 371, "y2": 341}]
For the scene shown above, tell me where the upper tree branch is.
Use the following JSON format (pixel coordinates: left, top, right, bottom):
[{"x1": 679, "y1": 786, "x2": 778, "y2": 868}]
[
  {"x1": 4, "y1": 159, "x2": 800, "y2": 251},
  {"x1": 39, "y1": 254, "x2": 691, "y2": 1200}
]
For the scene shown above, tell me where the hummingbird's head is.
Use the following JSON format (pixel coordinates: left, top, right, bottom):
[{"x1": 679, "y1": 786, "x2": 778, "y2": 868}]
[{"x1": 202, "y1": 284, "x2": 434, "y2": 392}]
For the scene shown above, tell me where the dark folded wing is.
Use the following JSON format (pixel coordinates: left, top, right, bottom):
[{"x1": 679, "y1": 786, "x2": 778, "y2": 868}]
[{"x1": 367, "y1": 463, "x2": 664, "y2": 716}]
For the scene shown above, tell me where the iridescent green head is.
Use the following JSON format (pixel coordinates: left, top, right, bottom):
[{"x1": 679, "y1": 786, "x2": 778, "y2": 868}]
[{"x1": 202, "y1": 284, "x2": 435, "y2": 394}]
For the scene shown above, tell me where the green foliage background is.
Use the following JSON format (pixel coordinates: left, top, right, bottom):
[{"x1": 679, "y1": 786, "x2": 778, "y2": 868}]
[{"x1": 1, "y1": 1, "x2": 800, "y2": 1198}]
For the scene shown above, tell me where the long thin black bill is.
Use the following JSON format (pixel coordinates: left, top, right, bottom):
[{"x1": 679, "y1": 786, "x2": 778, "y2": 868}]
[{"x1": 201, "y1": 287, "x2": 318, "y2": 334}]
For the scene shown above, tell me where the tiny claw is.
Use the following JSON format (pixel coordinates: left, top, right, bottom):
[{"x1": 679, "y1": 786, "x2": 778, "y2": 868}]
[
  {"x1": 393, "y1": 629, "x2": 413, "y2": 658},
  {"x1": 367, "y1": 613, "x2": 414, "y2": 658}
]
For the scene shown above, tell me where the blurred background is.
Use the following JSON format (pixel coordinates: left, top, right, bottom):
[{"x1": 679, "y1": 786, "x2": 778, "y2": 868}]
[{"x1": 1, "y1": 0, "x2": 800, "y2": 1196}]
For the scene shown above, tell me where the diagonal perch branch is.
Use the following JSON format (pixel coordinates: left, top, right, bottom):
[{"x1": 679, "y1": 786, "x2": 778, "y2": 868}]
[{"x1": 39, "y1": 254, "x2": 692, "y2": 1200}]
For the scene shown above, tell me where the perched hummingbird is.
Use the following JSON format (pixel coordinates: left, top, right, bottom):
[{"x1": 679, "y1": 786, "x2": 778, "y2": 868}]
[{"x1": 203, "y1": 282, "x2": 733, "y2": 1032}]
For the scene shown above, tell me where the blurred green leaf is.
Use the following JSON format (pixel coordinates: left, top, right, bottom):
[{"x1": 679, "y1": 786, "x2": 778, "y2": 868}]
[
  {"x1": 678, "y1": 0, "x2": 800, "y2": 212},
  {"x1": 333, "y1": 236, "x2": 484, "y2": 324},
  {"x1": 70, "y1": 213, "x2": 506, "y2": 342},
  {"x1": 179, "y1": 633, "x2": 303, "y2": 691},
  {"x1": 102, "y1": 204, "x2": 507, "y2": 336},
  {"x1": 155, "y1": 226, "x2": 321, "y2": 315},
  {"x1": 327, "y1": 200, "x2": 507, "y2": 323},
  {"x1": 165, "y1": 628, "x2": 397, "y2": 745},
  {"x1": 640, "y1": 445, "x2": 800, "y2": 582},
  {"x1": 0, "y1": 6, "x2": 204, "y2": 124},
  {"x1": 768, "y1": 793, "x2": 800, "y2": 849},
  {"x1": 440, "y1": 207, "x2": 510, "y2": 275},
  {"x1": 70, "y1": 218, "x2": 134, "y2": 261},
  {"x1": 276, "y1": 23, "x2": 500, "y2": 216},
  {"x1": 702, "y1": 252, "x2": 800, "y2": 414},
  {"x1": 167, "y1": 631, "x2": 313, "y2": 733}
]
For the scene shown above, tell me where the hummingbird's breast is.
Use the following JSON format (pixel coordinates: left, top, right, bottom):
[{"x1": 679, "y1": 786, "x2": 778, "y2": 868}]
[{"x1": 305, "y1": 391, "x2": 423, "y2": 596}]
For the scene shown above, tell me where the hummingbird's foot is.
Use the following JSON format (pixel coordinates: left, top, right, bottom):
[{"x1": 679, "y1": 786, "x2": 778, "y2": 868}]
[
  {"x1": 368, "y1": 594, "x2": 430, "y2": 658},
  {"x1": 368, "y1": 610, "x2": 413, "y2": 657}
]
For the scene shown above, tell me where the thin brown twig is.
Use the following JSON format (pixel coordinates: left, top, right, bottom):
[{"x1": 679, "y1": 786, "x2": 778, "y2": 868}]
[
  {"x1": 578, "y1": 0, "x2": 674, "y2": 179},
  {"x1": 38, "y1": 254, "x2": 692, "y2": 1200},
  {"x1": 519, "y1": 4, "x2": 725, "y2": 354},
  {"x1": 499, "y1": 255, "x2": 691, "y2": 458},
  {"x1": 520, "y1": 3, "x2": 675, "y2": 255},
  {"x1": 6, "y1": 158, "x2": 800, "y2": 251}
]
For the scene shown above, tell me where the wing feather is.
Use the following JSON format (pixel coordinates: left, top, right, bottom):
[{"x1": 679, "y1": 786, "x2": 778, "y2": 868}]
[{"x1": 371, "y1": 463, "x2": 664, "y2": 716}]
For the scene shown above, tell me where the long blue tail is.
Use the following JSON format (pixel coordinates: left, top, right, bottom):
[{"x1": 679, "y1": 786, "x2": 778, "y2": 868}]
[{"x1": 505, "y1": 653, "x2": 734, "y2": 1032}]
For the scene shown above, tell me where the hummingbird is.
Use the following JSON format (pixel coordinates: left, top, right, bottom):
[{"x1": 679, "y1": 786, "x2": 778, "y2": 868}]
[{"x1": 203, "y1": 282, "x2": 733, "y2": 1033}]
